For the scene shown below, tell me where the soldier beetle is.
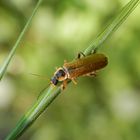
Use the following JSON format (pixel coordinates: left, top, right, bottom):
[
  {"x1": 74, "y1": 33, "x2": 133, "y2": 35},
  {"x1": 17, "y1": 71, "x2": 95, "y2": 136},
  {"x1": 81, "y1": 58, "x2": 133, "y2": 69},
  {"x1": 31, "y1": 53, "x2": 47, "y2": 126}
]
[{"x1": 51, "y1": 53, "x2": 108, "y2": 89}]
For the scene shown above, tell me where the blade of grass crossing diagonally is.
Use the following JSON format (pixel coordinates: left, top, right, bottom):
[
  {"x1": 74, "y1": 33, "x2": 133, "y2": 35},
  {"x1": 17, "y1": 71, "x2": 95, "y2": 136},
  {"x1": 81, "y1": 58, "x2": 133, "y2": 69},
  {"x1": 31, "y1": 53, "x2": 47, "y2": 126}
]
[
  {"x1": 5, "y1": 86, "x2": 61, "y2": 140},
  {"x1": 84, "y1": 0, "x2": 140, "y2": 55},
  {"x1": 0, "y1": 0, "x2": 43, "y2": 80},
  {"x1": 5, "y1": 0, "x2": 140, "y2": 140}
]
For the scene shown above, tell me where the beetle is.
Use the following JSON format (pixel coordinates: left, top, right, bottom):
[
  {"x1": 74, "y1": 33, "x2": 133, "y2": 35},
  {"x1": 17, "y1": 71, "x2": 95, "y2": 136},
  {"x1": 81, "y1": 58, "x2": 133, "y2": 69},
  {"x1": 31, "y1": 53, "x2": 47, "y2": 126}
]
[{"x1": 51, "y1": 53, "x2": 108, "y2": 89}]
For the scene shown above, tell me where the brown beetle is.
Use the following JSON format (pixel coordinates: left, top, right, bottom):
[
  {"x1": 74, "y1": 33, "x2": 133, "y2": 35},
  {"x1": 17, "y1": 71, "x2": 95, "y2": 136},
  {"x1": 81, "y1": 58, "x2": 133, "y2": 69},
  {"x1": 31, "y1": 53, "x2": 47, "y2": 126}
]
[{"x1": 51, "y1": 53, "x2": 108, "y2": 89}]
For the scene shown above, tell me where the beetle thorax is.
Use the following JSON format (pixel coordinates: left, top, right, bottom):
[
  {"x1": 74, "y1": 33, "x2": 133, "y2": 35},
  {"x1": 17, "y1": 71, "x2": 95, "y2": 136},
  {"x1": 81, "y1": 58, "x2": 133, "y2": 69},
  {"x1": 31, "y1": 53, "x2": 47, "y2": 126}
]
[{"x1": 54, "y1": 67, "x2": 68, "y2": 82}]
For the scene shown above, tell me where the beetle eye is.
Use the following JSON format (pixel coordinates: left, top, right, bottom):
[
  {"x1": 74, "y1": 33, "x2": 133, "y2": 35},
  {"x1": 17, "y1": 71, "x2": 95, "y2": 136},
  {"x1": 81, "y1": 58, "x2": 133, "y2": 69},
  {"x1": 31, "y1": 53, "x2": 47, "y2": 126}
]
[
  {"x1": 51, "y1": 77, "x2": 58, "y2": 85},
  {"x1": 56, "y1": 70, "x2": 65, "y2": 78}
]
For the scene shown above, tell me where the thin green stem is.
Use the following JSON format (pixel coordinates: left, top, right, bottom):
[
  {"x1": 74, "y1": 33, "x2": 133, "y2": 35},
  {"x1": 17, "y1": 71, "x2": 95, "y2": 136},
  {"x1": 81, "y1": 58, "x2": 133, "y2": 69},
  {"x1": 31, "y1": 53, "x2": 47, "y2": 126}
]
[
  {"x1": 0, "y1": 0, "x2": 43, "y2": 80},
  {"x1": 5, "y1": 0, "x2": 140, "y2": 140},
  {"x1": 84, "y1": 0, "x2": 140, "y2": 55},
  {"x1": 6, "y1": 86, "x2": 61, "y2": 140}
]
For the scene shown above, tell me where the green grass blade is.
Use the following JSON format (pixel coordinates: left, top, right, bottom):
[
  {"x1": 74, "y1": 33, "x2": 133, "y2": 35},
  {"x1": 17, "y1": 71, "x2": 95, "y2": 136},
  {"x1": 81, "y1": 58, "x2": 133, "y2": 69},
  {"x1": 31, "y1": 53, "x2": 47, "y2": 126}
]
[
  {"x1": 5, "y1": 0, "x2": 140, "y2": 140},
  {"x1": 0, "y1": 0, "x2": 43, "y2": 80},
  {"x1": 6, "y1": 86, "x2": 61, "y2": 140},
  {"x1": 84, "y1": 0, "x2": 140, "y2": 55}
]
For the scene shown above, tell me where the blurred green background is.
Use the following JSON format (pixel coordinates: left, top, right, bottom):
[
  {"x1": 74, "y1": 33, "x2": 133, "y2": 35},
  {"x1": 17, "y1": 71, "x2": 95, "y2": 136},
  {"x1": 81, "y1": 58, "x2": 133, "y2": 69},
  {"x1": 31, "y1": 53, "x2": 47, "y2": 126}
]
[{"x1": 0, "y1": 0, "x2": 140, "y2": 140}]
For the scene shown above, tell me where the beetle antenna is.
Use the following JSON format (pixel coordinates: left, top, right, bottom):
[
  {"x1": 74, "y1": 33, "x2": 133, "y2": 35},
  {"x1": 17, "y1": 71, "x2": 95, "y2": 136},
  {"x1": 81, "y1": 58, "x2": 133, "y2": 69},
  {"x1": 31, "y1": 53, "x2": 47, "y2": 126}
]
[{"x1": 29, "y1": 73, "x2": 50, "y2": 82}]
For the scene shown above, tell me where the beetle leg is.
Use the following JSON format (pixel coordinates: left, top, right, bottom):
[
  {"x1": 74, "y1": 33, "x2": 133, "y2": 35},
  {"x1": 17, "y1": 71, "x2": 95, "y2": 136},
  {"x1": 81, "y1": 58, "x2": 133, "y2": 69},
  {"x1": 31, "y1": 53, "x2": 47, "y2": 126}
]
[
  {"x1": 86, "y1": 71, "x2": 97, "y2": 77},
  {"x1": 71, "y1": 78, "x2": 77, "y2": 85},
  {"x1": 90, "y1": 71, "x2": 97, "y2": 77},
  {"x1": 64, "y1": 60, "x2": 67, "y2": 63},
  {"x1": 91, "y1": 49, "x2": 97, "y2": 54},
  {"x1": 77, "y1": 52, "x2": 85, "y2": 59},
  {"x1": 61, "y1": 79, "x2": 68, "y2": 90},
  {"x1": 61, "y1": 84, "x2": 64, "y2": 90}
]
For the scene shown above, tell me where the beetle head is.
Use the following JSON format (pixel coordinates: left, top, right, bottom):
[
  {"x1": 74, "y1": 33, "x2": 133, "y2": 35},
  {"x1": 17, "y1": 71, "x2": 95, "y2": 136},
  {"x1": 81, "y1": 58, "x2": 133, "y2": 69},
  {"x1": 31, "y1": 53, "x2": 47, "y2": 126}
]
[
  {"x1": 51, "y1": 67, "x2": 67, "y2": 85},
  {"x1": 51, "y1": 76, "x2": 58, "y2": 85}
]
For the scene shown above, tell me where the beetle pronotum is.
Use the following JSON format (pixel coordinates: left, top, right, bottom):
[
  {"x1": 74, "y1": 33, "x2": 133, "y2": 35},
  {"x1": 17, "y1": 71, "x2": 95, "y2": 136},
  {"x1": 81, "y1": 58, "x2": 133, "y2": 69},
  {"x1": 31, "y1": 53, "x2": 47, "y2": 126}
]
[{"x1": 51, "y1": 53, "x2": 108, "y2": 89}]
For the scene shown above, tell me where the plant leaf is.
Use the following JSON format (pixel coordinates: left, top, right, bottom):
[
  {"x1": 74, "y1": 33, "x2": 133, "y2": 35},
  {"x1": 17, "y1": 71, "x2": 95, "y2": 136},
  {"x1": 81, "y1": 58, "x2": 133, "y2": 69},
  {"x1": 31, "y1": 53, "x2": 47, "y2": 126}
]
[
  {"x1": 84, "y1": 0, "x2": 140, "y2": 55},
  {"x1": 6, "y1": 86, "x2": 61, "y2": 140},
  {"x1": 0, "y1": 0, "x2": 43, "y2": 80}
]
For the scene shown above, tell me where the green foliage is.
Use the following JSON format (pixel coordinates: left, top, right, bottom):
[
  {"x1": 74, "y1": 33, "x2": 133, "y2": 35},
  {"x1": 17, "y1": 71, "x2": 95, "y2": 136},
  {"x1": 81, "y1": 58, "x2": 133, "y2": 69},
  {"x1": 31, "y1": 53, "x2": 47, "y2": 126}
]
[
  {"x1": 0, "y1": 0, "x2": 43, "y2": 80},
  {"x1": 84, "y1": 0, "x2": 140, "y2": 54}
]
